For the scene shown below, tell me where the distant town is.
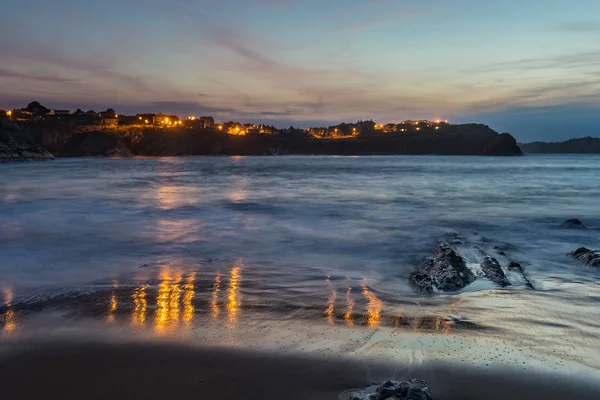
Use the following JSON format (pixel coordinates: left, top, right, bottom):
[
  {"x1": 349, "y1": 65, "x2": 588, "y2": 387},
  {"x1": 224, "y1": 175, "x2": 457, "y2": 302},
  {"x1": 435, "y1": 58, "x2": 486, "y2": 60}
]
[{"x1": 0, "y1": 101, "x2": 451, "y2": 138}]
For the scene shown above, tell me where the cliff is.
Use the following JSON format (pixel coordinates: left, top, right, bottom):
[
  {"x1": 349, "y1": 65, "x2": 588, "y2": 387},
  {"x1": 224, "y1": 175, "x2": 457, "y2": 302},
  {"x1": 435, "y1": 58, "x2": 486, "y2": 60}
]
[
  {"x1": 18, "y1": 121, "x2": 523, "y2": 157},
  {"x1": 519, "y1": 137, "x2": 600, "y2": 154},
  {"x1": 0, "y1": 119, "x2": 54, "y2": 161}
]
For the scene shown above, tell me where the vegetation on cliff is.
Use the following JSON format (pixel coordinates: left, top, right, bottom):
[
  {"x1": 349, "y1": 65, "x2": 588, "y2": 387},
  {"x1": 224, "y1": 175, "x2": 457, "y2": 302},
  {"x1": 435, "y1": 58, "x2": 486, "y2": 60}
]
[{"x1": 17, "y1": 121, "x2": 522, "y2": 157}]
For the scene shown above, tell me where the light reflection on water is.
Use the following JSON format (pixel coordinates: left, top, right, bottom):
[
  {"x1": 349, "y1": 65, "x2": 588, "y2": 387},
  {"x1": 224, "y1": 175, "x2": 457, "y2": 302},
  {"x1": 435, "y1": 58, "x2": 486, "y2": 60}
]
[
  {"x1": 2, "y1": 289, "x2": 16, "y2": 332},
  {"x1": 226, "y1": 262, "x2": 243, "y2": 329},
  {"x1": 344, "y1": 286, "x2": 355, "y2": 327},
  {"x1": 132, "y1": 285, "x2": 147, "y2": 326},
  {"x1": 211, "y1": 274, "x2": 221, "y2": 321},
  {"x1": 362, "y1": 283, "x2": 384, "y2": 328}
]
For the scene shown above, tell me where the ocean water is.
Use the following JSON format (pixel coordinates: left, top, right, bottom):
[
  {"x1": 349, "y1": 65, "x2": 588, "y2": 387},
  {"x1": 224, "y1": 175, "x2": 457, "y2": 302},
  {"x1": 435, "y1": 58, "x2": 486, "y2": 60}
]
[{"x1": 1, "y1": 156, "x2": 600, "y2": 374}]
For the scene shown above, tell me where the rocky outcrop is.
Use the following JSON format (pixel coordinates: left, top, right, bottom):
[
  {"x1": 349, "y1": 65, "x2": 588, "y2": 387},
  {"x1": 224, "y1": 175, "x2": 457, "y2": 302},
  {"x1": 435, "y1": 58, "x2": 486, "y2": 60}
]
[
  {"x1": 0, "y1": 119, "x2": 54, "y2": 161},
  {"x1": 342, "y1": 379, "x2": 433, "y2": 400},
  {"x1": 569, "y1": 248, "x2": 600, "y2": 267},
  {"x1": 410, "y1": 242, "x2": 475, "y2": 294},
  {"x1": 58, "y1": 131, "x2": 132, "y2": 157},
  {"x1": 483, "y1": 132, "x2": 523, "y2": 156},
  {"x1": 561, "y1": 219, "x2": 587, "y2": 229},
  {"x1": 409, "y1": 233, "x2": 534, "y2": 294}
]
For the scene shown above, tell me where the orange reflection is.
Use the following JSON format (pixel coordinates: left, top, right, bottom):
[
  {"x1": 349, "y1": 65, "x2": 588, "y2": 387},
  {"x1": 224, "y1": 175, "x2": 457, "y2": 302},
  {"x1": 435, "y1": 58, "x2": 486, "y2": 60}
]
[
  {"x1": 226, "y1": 263, "x2": 242, "y2": 329},
  {"x1": 362, "y1": 285, "x2": 384, "y2": 327},
  {"x1": 3, "y1": 310, "x2": 16, "y2": 332},
  {"x1": 344, "y1": 287, "x2": 354, "y2": 327},
  {"x1": 211, "y1": 274, "x2": 221, "y2": 321},
  {"x1": 182, "y1": 273, "x2": 195, "y2": 325},
  {"x1": 107, "y1": 293, "x2": 117, "y2": 323},
  {"x1": 325, "y1": 289, "x2": 337, "y2": 325},
  {"x1": 132, "y1": 285, "x2": 148, "y2": 326},
  {"x1": 154, "y1": 270, "x2": 183, "y2": 334},
  {"x1": 2, "y1": 289, "x2": 16, "y2": 332}
]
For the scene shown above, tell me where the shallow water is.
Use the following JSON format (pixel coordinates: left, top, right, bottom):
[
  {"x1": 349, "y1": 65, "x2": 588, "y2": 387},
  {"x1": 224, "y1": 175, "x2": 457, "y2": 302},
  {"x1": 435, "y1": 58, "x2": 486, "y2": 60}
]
[{"x1": 1, "y1": 155, "x2": 599, "y2": 377}]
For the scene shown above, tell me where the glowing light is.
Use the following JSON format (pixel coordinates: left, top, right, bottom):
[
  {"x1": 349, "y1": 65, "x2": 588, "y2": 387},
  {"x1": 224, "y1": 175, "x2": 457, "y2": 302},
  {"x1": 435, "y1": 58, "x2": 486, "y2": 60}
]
[
  {"x1": 211, "y1": 274, "x2": 221, "y2": 321},
  {"x1": 107, "y1": 293, "x2": 117, "y2": 322},
  {"x1": 132, "y1": 285, "x2": 147, "y2": 326},
  {"x1": 115, "y1": 114, "x2": 119, "y2": 118},
  {"x1": 153, "y1": 270, "x2": 183, "y2": 334},
  {"x1": 226, "y1": 262, "x2": 242, "y2": 329},
  {"x1": 145, "y1": 119, "x2": 149, "y2": 124},
  {"x1": 139, "y1": 116, "x2": 142, "y2": 120},
  {"x1": 325, "y1": 289, "x2": 337, "y2": 325},
  {"x1": 362, "y1": 284, "x2": 383, "y2": 327},
  {"x1": 2, "y1": 288, "x2": 16, "y2": 332},
  {"x1": 182, "y1": 273, "x2": 195, "y2": 324},
  {"x1": 344, "y1": 286, "x2": 354, "y2": 326},
  {"x1": 435, "y1": 127, "x2": 439, "y2": 130},
  {"x1": 416, "y1": 127, "x2": 421, "y2": 131},
  {"x1": 6, "y1": 111, "x2": 12, "y2": 117}
]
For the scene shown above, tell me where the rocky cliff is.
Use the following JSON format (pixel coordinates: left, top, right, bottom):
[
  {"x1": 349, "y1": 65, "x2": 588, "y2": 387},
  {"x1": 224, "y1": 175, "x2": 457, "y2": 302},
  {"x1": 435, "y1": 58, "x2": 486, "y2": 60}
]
[
  {"x1": 17, "y1": 121, "x2": 523, "y2": 157},
  {"x1": 0, "y1": 119, "x2": 54, "y2": 161}
]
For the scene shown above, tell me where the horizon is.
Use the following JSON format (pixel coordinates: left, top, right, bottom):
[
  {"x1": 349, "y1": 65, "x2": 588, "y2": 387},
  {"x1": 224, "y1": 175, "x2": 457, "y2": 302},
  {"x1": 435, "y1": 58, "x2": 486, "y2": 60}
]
[{"x1": 1, "y1": 0, "x2": 599, "y2": 142}]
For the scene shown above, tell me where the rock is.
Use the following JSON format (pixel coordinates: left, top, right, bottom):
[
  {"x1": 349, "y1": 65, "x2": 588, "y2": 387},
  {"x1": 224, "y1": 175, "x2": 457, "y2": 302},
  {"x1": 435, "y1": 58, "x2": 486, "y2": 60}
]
[
  {"x1": 409, "y1": 234, "x2": 535, "y2": 294},
  {"x1": 409, "y1": 242, "x2": 476, "y2": 293},
  {"x1": 507, "y1": 261, "x2": 535, "y2": 290},
  {"x1": 479, "y1": 255, "x2": 511, "y2": 287},
  {"x1": 483, "y1": 132, "x2": 523, "y2": 156},
  {"x1": 561, "y1": 219, "x2": 587, "y2": 229},
  {"x1": 569, "y1": 247, "x2": 600, "y2": 267},
  {"x1": 370, "y1": 379, "x2": 433, "y2": 400},
  {"x1": 0, "y1": 119, "x2": 54, "y2": 161},
  {"x1": 59, "y1": 131, "x2": 133, "y2": 157},
  {"x1": 408, "y1": 271, "x2": 433, "y2": 295}
]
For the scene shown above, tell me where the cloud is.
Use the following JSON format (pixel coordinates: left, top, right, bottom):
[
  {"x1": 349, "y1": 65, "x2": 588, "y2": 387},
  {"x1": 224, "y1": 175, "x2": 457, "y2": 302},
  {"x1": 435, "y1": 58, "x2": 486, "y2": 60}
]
[
  {"x1": 554, "y1": 21, "x2": 600, "y2": 33},
  {"x1": 0, "y1": 67, "x2": 79, "y2": 83}
]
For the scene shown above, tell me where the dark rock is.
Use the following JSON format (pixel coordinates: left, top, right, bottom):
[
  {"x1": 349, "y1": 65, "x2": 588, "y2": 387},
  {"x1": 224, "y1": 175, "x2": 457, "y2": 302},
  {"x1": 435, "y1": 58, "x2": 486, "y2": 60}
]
[
  {"x1": 368, "y1": 379, "x2": 433, "y2": 400},
  {"x1": 0, "y1": 119, "x2": 54, "y2": 161},
  {"x1": 413, "y1": 242, "x2": 476, "y2": 293},
  {"x1": 480, "y1": 255, "x2": 511, "y2": 287},
  {"x1": 561, "y1": 219, "x2": 587, "y2": 229},
  {"x1": 507, "y1": 262, "x2": 535, "y2": 290},
  {"x1": 483, "y1": 132, "x2": 523, "y2": 156},
  {"x1": 408, "y1": 271, "x2": 433, "y2": 295},
  {"x1": 569, "y1": 247, "x2": 600, "y2": 267},
  {"x1": 428, "y1": 242, "x2": 475, "y2": 291}
]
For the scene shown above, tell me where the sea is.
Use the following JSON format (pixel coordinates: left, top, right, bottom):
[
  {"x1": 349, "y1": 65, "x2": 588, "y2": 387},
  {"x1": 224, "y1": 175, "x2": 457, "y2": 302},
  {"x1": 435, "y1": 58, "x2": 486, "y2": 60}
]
[{"x1": 1, "y1": 155, "x2": 599, "y2": 380}]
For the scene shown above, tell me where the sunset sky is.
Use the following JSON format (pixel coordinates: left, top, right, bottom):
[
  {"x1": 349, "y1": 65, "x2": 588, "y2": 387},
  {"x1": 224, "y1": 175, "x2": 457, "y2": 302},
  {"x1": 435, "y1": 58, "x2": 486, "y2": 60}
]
[{"x1": 1, "y1": 0, "x2": 599, "y2": 141}]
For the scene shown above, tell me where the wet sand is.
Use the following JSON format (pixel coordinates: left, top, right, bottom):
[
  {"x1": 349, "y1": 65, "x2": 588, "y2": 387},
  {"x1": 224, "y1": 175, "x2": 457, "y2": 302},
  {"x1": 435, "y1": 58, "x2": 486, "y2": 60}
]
[{"x1": 1, "y1": 340, "x2": 599, "y2": 400}]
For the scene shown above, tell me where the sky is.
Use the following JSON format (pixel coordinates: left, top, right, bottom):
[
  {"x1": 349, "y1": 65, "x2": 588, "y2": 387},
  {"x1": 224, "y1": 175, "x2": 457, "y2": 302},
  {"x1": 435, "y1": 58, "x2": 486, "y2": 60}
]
[{"x1": 1, "y1": 0, "x2": 599, "y2": 141}]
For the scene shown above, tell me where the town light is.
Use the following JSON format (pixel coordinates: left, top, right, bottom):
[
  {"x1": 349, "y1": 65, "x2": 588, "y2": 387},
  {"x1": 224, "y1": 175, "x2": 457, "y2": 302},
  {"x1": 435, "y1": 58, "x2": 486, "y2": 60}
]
[
  {"x1": 115, "y1": 114, "x2": 119, "y2": 118},
  {"x1": 145, "y1": 119, "x2": 149, "y2": 124},
  {"x1": 7, "y1": 110, "x2": 12, "y2": 117},
  {"x1": 139, "y1": 116, "x2": 142, "y2": 120}
]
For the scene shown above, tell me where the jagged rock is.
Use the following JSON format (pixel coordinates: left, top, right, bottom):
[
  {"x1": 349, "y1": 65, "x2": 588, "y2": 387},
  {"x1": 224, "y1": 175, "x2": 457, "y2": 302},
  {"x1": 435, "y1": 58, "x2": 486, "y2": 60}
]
[
  {"x1": 408, "y1": 271, "x2": 433, "y2": 295},
  {"x1": 409, "y1": 234, "x2": 535, "y2": 294},
  {"x1": 344, "y1": 379, "x2": 433, "y2": 400},
  {"x1": 561, "y1": 219, "x2": 587, "y2": 229},
  {"x1": 507, "y1": 261, "x2": 535, "y2": 290},
  {"x1": 0, "y1": 119, "x2": 54, "y2": 161},
  {"x1": 569, "y1": 248, "x2": 600, "y2": 267},
  {"x1": 409, "y1": 242, "x2": 476, "y2": 293},
  {"x1": 480, "y1": 255, "x2": 511, "y2": 287}
]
